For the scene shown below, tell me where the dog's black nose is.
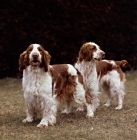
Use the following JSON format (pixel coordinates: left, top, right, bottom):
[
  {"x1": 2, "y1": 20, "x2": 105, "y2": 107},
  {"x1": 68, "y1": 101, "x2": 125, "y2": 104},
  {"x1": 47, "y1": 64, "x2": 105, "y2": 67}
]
[{"x1": 32, "y1": 52, "x2": 38, "y2": 58}]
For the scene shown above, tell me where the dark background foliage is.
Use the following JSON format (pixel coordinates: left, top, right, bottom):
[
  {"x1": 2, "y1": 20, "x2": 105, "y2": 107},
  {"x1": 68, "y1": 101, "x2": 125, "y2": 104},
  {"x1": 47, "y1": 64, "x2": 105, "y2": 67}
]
[{"x1": 0, "y1": 0, "x2": 137, "y2": 78}]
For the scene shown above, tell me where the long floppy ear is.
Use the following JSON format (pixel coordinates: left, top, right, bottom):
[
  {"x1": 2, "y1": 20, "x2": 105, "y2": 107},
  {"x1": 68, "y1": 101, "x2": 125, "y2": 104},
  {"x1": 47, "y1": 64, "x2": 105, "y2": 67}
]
[
  {"x1": 79, "y1": 44, "x2": 92, "y2": 62},
  {"x1": 78, "y1": 44, "x2": 86, "y2": 62},
  {"x1": 19, "y1": 50, "x2": 29, "y2": 71},
  {"x1": 42, "y1": 50, "x2": 51, "y2": 72}
]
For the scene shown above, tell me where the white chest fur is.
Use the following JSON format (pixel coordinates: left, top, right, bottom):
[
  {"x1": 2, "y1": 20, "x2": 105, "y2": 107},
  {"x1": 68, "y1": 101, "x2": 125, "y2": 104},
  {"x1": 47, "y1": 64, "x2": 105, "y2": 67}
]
[
  {"x1": 22, "y1": 66, "x2": 53, "y2": 115},
  {"x1": 23, "y1": 66, "x2": 52, "y2": 95}
]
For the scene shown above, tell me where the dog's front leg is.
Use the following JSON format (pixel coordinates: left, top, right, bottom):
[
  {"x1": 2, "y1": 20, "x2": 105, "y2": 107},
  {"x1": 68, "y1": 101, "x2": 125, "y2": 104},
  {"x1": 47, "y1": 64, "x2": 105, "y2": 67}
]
[
  {"x1": 22, "y1": 108, "x2": 34, "y2": 123},
  {"x1": 37, "y1": 105, "x2": 57, "y2": 128}
]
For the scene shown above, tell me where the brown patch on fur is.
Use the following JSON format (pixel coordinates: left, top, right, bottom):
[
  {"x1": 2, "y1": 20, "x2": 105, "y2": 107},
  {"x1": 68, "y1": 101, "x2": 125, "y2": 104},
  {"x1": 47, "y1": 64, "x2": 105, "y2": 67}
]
[
  {"x1": 19, "y1": 50, "x2": 28, "y2": 71},
  {"x1": 115, "y1": 60, "x2": 128, "y2": 68},
  {"x1": 50, "y1": 64, "x2": 92, "y2": 104},
  {"x1": 76, "y1": 69, "x2": 84, "y2": 85},
  {"x1": 78, "y1": 43, "x2": 97, "y2": 62},
  {"x1": 40, "y1": 48, "x2": 51, "y2": 72},
  {"x1": 96, "y1": 60, "x2": 115, "y2": 79},
  {"x1": 107, "y1": 60, "x2": 126, "y2": 81},
  {"x1": 113, "y1": 65, "x2": 125, "y2": 82},
  {"x1": 96, "y1": 60, "x2": 126, "y2": 82},
  {"x1": 76, "y1": 68, "x2": 92, "y2": 103},
  {"x1": 19, "y1": 45, "x2": 33, "y2": 71},
  {"x1": 50, "y1": 64, "x2": 77, "y2": 103},
  {"x1": 85, "y1": 94, "x2": 92, "y2": 104}
]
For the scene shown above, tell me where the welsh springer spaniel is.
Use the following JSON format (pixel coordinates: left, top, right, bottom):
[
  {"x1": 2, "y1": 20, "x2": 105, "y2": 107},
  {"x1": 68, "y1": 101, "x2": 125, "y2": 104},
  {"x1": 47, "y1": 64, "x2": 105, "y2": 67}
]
[
  {"x1": 96, "y1": 59, "x2": 126, "y2": 109},
  {"x1": 75, "y1": 42, "x2": 126, "y2": 115},
  {"x1": 19, "y1": 44, "x2": 93, "y2": 128}
]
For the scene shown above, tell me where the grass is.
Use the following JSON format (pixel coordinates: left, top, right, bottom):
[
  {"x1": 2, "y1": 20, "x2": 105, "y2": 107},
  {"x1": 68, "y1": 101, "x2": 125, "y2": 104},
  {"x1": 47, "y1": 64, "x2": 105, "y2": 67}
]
[{"x1": 0, "y1": 71, "x2": 137, "y2": 140}]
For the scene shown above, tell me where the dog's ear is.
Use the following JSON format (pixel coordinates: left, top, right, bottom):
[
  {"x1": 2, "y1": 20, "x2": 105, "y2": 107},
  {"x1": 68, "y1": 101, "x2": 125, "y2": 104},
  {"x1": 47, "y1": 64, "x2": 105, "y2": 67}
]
[
  {"x1": 42, "y1": 50, "x2": 51, "y2": 72},
  {"x1": 79, "y1": 44, "x2": 93, "y2": 62},
  {"x1": 79, "y1": 44, "x2": 87, "y2": 62},
  {"x1": 19, "y1": 50, "x2": 29, "y2": 71}
]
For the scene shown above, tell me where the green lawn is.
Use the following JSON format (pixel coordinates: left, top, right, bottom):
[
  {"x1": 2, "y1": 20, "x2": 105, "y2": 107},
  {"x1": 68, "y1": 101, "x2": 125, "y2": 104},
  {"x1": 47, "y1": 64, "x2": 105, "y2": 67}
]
[{"x1": 0, "y1": 71, "x2": 137, "y2": 140}]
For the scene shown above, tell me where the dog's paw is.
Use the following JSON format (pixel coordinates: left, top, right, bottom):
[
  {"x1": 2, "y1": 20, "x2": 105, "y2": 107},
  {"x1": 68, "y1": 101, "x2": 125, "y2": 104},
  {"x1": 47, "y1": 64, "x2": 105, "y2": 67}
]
[
  {"x1": 22, "y1": 117, "x2": 33, "y2": 123},
  {"x1": 22, "y1": 119, "x2": 32, "y2": 123},
  {"x1": 37, "y1": 123, "x2": 48, "y2": 128},
  {"x1": 76, "y1": 106, "x2": 84, "y2": 112},
  {"x1": 22, "y1": 119, "x2": 27, "y2": 124},
  {"x1": 86, "y1": 112, "x2": 94, "y2": 118},
  {"x1": 61, "y1": 109, "x2": 71, "y2": 114},
  {"x1": 115, "y1": 105, "x2": 122, "y2": 110},
  {"x1": 104, "y1": 103, "x2": 111, "y2": 107}
]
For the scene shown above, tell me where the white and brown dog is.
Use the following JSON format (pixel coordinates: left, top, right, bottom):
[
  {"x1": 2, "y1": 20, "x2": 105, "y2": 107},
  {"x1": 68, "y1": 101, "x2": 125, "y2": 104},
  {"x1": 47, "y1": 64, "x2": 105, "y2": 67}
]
[
  {"x1": 19, "y1": 44, "x2": 93, "y2": 128},
  {"x1": 75, "y1": 42, "x2": 126, "y2": 116},
  {"x1": 96, "y1": 59, "x2": 127, "y2": 109}
]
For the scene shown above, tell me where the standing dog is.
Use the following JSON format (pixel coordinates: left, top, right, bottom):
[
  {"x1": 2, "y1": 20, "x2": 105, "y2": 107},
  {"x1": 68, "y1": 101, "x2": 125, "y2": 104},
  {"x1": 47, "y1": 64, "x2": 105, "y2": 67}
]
[
  {"x1": 75, "y1": 42, "x2": 126, "y2": 116},
  {"x1": 75, "y1": 42, "x2": 105, "y2": 116},
  {"x1": 96, "y1": 59, "x2": 126, "y2": 109}
]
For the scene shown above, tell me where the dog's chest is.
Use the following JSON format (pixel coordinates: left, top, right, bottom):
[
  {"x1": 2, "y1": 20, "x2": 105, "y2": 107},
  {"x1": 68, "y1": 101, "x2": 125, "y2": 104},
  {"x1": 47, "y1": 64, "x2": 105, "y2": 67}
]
[
  {"x1": 23, "y1": 68, "x2": 52, "y2": 95},
  {"x1": 31, "y1": 94, "x2": 45, "y2": 112},
  {"x1": 22, "y1": 69, "x2": 53, "y2": 114}
]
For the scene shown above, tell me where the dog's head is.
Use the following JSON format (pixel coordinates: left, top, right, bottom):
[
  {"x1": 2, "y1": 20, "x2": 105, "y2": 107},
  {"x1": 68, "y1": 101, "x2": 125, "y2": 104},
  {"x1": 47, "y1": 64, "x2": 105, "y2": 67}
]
[
  {"x1": 19, "y1": 44, "x2": 51, "y2": 72},
  {"x1": 78, "y1": 42, "x2": 105, "y2": 62}
]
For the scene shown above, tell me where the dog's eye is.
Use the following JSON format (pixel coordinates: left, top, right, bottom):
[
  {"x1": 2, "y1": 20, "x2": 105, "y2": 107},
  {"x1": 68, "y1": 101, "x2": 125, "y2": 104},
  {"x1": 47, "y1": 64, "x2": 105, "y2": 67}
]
[
  {"x1": 28, "y1": 48, "x2": 32, "y2": 53},
  {"x1": 92, "y1": 45, "x2": 96, "y2": 50},
  {"x1": 27, "y1": 46, "x2": 33, "y2": 53},
  {"x1": 38, "y1": 48, "x2": 43, "y2": 52}
]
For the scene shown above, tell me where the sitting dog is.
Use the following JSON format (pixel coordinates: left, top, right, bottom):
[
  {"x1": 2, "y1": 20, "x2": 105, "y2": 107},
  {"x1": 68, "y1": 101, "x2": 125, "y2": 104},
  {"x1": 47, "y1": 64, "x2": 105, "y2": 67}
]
[{"x1": 19, "y1": 44, "x2": 93, "y2": 128}]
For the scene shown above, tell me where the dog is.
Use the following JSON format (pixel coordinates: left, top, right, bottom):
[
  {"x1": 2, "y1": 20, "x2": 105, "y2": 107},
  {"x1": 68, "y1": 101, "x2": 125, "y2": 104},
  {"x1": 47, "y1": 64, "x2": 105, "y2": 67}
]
[
  {"x1": 19, "y1": 44, "x2": 93, "y2": 128},
  {"x1": 96, "y1": 59, "x2": 126, "y2": 109},
  {"x1": 75, "y1": 42, "x2": 105, "y2": 116},
  {"x1": 75, "y1": 42, "x2": 126, "y2": 115}
]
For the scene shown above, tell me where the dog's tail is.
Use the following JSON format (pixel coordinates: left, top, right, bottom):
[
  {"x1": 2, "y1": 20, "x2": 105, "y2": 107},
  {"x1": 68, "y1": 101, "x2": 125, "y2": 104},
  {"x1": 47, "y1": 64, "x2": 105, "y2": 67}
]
[{"x1": 115, "y1": 60, "x2": 128, "y2": 68}]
